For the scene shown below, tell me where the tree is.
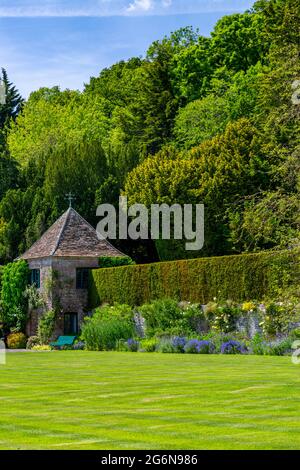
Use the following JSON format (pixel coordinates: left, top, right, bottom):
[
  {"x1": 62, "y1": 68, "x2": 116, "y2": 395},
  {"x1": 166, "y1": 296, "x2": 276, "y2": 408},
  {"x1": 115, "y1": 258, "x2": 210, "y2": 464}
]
[
  {"x1": 0, "y1": 152, "x2": 20, "y2": 200},
  {"x1": 0, "y1": 188, "x2": 33, "y2": 262},
  {"x1": 210, "y1": 11, "x2": 269, "y2": 73},
  {"x1": 7, "y1": 87, "x2": 110, "y2": 165},
  {"x1": 43, "y1": 140, "x2": 108, "y2": 225},
  {"x1": 126, "y1": 119, "x2": 272, "y2": 257},
  {"x1": 2, "y1": 1, "x2": 299, "y2": 263},
  {"x1": 228, "y1": 191, "x2": 300, "y2": 252},
  {"x1": 253, "y1": 0, "x2": 300, "y2": 48},
  {"x1": 174, "y1": 95, "x2": 229, "y2": 149},
  {"x1": 0, "y1": 68, "x2": 23, "y2": 128},
  {"x1": 170, "y1": 36, "x2": 212, "y2": 102},
  {"x1": 124, "y1": 149, "x2": 203, "y2": 260},
  {"x1": 127, "y1": 28, "x2": 201, "y2": 155}
]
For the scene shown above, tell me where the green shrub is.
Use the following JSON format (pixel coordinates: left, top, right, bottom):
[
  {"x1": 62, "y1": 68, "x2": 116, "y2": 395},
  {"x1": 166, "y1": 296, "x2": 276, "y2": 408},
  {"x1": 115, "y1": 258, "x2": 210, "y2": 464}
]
[
  {"x1": 81, "y1": 316, "x2": 134, "y2": 351},
  {"x1": 139, "y1": 299, "x2": 182, "y2": 337},
  {"x1": 140, "y1": 338, "x2": 158, "y2": 352},
  {"x1": 26, "y1": 336, "x2": 40, "y2": 350},
  {"x1": 156, "y1": 338, "x2": 176, "y2": 353},
  {"x1": 125, "y1": 339, "x2": 139, "y2": 352},
  {"x1": 89, "y1": 249, "x2": 299, "y2": 308},
  {"x1": 7, "y1": 332, "x2": 27, "y2": 349},
  {"x1": 138, "y1": 299, "x2": 205, "y2": 337},
  {"x1": 265, "y1": 338, "x2": 292, "y2": 356},
  {"x1": 99, "y1": 256, "x2": 135, "y2": 268},
  {"x1": 0, "y1": 265, "x2": 3, "y2": 291},
  {"x1": 250, "y1": 333, "x2": 266, "y2": 355},
  {"x1": 37, "y1": 310, "x2": 56, "y2": 344},
  {"x1": 290, "y1": 328, "x2": 300, "y2": 340},
  {"x1": 92, "y1": 304, "x2": 134, "y2": 323}
]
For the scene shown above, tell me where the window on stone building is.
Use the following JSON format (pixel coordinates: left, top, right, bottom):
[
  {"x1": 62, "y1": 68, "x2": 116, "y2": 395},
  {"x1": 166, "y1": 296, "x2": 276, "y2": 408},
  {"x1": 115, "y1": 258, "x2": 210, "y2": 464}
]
[
  {"x1": 76, "y1": 268, "x2": 89, "y2": 289},
  {"x1": 64, "y1": 313, "x2": 78, "y2": 335},
  {"x1": 30, "y1": 269, "x2": 40, "y2": 288}
]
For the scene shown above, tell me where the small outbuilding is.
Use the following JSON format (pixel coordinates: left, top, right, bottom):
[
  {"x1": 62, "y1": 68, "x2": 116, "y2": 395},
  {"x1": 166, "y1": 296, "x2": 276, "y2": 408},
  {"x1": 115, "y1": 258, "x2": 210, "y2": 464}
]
[{"x1": 20, "y1": 206, "x2": 124, "y2": 337}]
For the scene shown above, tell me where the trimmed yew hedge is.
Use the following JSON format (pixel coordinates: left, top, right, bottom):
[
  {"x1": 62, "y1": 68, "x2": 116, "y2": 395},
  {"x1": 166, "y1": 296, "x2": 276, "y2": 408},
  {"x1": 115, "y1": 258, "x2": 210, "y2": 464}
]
[{"x1": 89, "y1": 249, "x2": 299, "y2": 308}]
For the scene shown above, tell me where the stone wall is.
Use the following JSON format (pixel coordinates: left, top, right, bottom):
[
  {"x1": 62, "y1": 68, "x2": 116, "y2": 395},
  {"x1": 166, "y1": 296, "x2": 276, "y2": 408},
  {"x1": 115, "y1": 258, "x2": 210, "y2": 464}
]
[
  {"x1": 134, "y1": 305, "x2": 300, "y2": 339},
  {"x1": 51, "y1": 257, "x2": 99, "y2": 337},
  {"x1": 26, "y1": 256, "x2": 99, "y2": 337}
]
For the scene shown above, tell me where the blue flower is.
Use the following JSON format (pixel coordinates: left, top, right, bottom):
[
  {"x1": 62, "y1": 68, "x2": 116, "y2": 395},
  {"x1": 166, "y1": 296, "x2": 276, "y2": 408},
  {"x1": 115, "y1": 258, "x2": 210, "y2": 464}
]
[
  {"x1": 197, "y1": 340, "x2": 215, "y2": 354},
  {"x1": 127, "y1": 339, "x2": 139, "y2": 352},
  {"x1": 221, "y1": 340, "x2": 245, "y2": 355},
  {"x1": 184, "y1": 339, "x2": 215, "y2": 354},
  {"x1": 172, "y1": 336, "x2": 186, "y2": 352}
]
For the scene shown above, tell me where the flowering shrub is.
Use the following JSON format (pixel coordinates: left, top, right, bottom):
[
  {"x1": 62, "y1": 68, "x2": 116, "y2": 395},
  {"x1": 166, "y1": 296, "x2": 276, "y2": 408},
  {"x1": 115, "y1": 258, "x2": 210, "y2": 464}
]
[
  {"x1": 126, "y1": 339, "x2": 139, "y2": 352},
  {"x1": 242, "y1": 301, "x2": 257, "y2": 312},
  {"x1": 31, "y1": 344, "x2": 51, "y2": 351},
  {"x1": 204, "y1": 300, "x2": 242, "y2": 333},
  {"x1": 221, "y1": 340, "x2": 245, "y2": 355},
  {"x1": 172, "y1": 336, "x2": 186, "y2": 353},
  {"x1": 7, "y1": 332, "x2": 27, "y2": 349},
  {"x1": 184, "y1": 339, "x2": 215, "y2": 354},
  {"x1": 180, "y1": 303, "x2": 205, "y2": 334},
  {"x1": 260, "y1": 301, "x2": 297, "y2": 336},
  {"x1": 184, "y1": 339, "x2": 201, "y2": 353},
  {"x1": 197, "y1": 340, "x2": 215, "y2": 354},
  {"x1": 26, "y1": 336, "x2": 40, "y2": 350}
]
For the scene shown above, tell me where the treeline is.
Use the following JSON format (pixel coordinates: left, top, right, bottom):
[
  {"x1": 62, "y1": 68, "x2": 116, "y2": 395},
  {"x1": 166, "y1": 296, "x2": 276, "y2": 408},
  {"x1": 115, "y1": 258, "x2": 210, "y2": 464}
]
[{"x1": 0, "y1": 0, "x2": 299, "y2": 263}]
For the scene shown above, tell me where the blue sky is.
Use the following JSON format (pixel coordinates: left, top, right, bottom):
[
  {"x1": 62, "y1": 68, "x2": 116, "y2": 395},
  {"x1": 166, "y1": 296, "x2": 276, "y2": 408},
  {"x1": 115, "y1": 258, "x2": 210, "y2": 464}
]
[{"x1": 0, "y1": 0, "x2": 255, "y2": 98}]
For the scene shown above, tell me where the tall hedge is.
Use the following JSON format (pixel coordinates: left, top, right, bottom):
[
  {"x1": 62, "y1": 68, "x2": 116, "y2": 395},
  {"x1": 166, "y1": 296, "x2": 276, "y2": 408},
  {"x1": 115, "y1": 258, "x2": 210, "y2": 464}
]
[{"x1": 89, "y1": 249, "x2": 300, "y2": 308}]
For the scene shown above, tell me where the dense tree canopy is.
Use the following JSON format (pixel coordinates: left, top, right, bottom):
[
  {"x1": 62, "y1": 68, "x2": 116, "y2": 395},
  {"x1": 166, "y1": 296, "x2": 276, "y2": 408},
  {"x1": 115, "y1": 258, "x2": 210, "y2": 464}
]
[{"x1": 0, "y1": 0, "x2": 299, "y2": 263}]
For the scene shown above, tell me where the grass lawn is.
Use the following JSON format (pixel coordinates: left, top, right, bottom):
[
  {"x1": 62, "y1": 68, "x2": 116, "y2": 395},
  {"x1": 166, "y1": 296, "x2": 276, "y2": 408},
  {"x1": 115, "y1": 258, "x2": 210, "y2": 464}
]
[{"x1": 0, "y1": 351, "x2": 299, "y2": 450}]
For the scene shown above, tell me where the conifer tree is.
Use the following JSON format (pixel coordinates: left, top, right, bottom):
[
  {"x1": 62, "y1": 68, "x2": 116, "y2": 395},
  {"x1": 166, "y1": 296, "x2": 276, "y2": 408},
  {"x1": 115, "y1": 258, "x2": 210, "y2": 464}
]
[{"x1": 0, "y1": 68, "x2": 23, "y2": 129}]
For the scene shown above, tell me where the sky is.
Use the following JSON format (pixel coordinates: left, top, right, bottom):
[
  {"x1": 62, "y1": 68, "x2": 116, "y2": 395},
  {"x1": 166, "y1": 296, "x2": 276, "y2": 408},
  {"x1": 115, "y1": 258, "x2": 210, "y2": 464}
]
[{"x1": 0, "y1": 0, "x2": 255, "y2": 98}]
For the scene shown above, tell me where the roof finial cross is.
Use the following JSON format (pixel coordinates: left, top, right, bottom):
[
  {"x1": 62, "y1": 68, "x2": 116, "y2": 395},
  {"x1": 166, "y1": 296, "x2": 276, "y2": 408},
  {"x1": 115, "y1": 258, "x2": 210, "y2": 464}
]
[{"x1": 65, "y1": 192, "x2": 76, "y2": 208}]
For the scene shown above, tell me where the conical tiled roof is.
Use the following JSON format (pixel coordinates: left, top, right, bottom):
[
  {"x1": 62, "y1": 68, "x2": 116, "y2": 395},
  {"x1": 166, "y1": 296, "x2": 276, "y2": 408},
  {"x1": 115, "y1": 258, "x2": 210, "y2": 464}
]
[{"x1": 20, "y1": 208, "x2": 124, "y2": 259}]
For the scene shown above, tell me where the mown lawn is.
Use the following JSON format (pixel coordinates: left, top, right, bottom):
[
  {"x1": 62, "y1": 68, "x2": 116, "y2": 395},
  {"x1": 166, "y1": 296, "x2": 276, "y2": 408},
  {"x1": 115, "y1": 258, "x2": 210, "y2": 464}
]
[{"x1": 0, "y1": 351, "x2": 299, "y2": 450}]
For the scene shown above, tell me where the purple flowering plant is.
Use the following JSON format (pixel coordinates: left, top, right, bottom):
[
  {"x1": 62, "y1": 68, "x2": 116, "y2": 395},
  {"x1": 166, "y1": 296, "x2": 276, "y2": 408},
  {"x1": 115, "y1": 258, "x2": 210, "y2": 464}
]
[
  {"x1": 126, "y1": 338, "x2": 139, "y2": 352},
  {"x1": 184, "y1": 339, "x2": 215, "y2": 354},
  {"x1": 221, "y1": 340, "x2": 245, "y2": 355},
  {"x1": 172, "y1": 336, "x2": 187, "y2": 353}
]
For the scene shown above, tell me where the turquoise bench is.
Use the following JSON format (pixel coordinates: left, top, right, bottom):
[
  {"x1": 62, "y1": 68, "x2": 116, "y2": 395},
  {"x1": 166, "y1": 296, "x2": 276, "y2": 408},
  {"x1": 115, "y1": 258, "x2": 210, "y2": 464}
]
[{"x1": 50, "y1": 336, "x2": 76, "y2": 349}]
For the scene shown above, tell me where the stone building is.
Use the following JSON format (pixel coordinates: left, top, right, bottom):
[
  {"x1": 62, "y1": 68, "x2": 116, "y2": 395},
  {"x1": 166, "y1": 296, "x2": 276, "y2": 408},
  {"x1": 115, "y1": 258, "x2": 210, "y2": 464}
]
[{"x1": 20, "y1": 207, "x2": 124, "y2": 337}]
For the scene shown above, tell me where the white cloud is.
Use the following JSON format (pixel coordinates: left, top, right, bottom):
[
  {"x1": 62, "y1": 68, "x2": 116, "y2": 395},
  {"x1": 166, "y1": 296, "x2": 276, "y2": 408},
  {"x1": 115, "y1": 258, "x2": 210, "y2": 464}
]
[
  {"x1": 126, "y1": 0, "x2": 153, "y2": 13},
  {"x1": 162, "y1": 0, "x2": 172, "y2": 7}
]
